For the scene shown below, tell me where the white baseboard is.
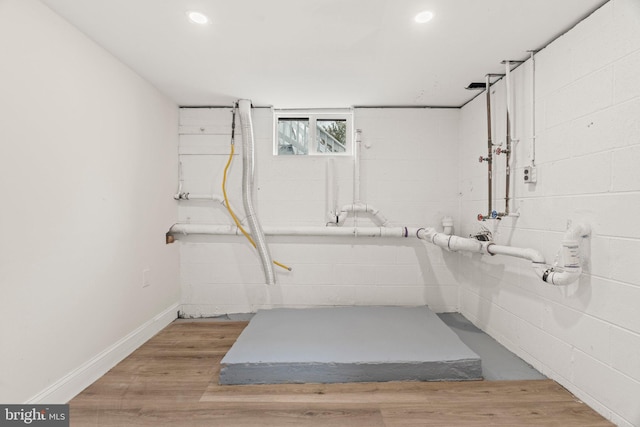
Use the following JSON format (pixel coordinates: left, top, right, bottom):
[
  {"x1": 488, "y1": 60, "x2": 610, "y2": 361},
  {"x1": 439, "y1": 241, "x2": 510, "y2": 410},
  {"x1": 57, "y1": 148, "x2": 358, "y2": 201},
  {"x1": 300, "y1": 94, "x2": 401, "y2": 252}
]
[{"x1": 26, "y1": 302, "x2": 179, "y2": 404}]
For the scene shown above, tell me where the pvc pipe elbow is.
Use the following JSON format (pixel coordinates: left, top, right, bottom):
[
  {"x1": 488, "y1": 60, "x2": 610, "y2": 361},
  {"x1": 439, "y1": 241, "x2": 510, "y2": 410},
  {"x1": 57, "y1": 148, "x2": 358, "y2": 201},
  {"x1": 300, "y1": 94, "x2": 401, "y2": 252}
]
[
  {"x1": 549, "y1": 267, "x2": 582, "y2": 286},
  {"x1": 416, "y1": 227, "x2": 437, "y2": 243},
  {"x1": 533, "y1": 262, "x2": 582, "y2": 286},
  {"x1": 337, "y1": 211, "x2": 348, "y2": 225},
  {"x1": 441, "y1": 216, "x2": 454, "y2": 235},
  {"x1": 564, "y1": 223, "x2": 591, "y2": 241}
]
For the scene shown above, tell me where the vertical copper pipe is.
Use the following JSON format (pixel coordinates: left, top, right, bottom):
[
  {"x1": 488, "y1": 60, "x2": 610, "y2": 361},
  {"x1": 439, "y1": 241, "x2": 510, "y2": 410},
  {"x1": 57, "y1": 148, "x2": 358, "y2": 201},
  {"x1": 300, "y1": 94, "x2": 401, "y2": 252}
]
[
  {"x1": 486, "y1": 74, "x2": 493, "y2": 218},
  {"x1": 505, "y1": 111, "x2": 511, "y2": 215}
]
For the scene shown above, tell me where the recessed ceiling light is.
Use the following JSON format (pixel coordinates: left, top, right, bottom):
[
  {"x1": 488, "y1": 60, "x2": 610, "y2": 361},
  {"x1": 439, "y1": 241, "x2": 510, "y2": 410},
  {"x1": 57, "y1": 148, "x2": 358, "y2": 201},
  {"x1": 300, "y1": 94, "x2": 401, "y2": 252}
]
[
  {"x1": 414, "y1": 10, "x2": 434, "y2": 24},
  {"x1": 187, "y1": 11, "x2": 209, "y2": 25}
]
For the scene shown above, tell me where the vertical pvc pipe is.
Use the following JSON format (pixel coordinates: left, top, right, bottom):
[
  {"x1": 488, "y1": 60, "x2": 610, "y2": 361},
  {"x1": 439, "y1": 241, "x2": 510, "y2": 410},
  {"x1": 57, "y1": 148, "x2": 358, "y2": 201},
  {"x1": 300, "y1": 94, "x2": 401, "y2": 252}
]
[
  {"x1": 530, "y1": 51, "x2": 537, "y2": 166},
  {"x1": 354, "y1": 129, "x2": 362, "y2": 204},
  {"x1": 238, "y1": 100, "x2": 276, "y2": 285},
  {"x1": 327, "y1": 158, "x2": 338, "y2": 223},
  {"x1": 353, "y1": 129, "x2": 362, "y2": 228}
]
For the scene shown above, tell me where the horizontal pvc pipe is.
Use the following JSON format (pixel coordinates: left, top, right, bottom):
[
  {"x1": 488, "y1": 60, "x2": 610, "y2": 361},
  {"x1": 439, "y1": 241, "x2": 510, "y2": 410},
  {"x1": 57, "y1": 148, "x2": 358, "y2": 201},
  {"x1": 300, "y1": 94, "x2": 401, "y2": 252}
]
[
  {"x1": 168, "y1": 221, "x2": 589, "y2": 287},
  {"x1": 486, "y1": 244, "x2": 545, "y2": 263},
  {"x1": 417, "y1": 224, "x2": 589, "y2": 286},
  {"x1": 417, "y1": 228, "x2": 489, "y2": 253},
  {"x1": 175, "y1": 193, "x2": 225, "y2": 202},
  {"x1": 169, "y1": 223, "x2": 418, "y2": 238}
]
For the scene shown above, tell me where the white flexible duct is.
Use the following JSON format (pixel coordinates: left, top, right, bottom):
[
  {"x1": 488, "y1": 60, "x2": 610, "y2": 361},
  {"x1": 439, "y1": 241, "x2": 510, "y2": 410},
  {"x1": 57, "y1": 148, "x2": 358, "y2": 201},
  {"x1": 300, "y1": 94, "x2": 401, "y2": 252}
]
[{"x1": 238, "y1": 100, "x2": 276, "y2": 285}]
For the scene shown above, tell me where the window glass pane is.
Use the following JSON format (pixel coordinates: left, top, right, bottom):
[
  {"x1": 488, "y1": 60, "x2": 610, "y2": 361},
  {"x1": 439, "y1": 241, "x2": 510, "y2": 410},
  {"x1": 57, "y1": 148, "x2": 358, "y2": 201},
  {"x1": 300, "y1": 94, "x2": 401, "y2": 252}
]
[
  {"x1": 278, "y1": 118, "x2": 309, "y2": 155},
  {"x1": 316, "y1": 119, "x2": 347, "y2": 153}
]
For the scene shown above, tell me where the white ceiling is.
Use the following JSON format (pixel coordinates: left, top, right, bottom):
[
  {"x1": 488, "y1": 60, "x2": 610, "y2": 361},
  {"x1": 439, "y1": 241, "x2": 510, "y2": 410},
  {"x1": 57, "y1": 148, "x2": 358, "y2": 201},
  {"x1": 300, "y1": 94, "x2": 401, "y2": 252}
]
[{"x1": 40, "y1": 0, "x2": 608, "y2": 108}]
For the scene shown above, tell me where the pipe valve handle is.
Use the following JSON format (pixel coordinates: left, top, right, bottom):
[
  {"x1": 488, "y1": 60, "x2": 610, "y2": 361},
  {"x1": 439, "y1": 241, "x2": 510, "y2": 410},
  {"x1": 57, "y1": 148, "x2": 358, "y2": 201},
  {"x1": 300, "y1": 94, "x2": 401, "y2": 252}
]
[
  {"x1": 477, "y1": 213, "x2": 485, "y2": 221},
  {"x1": 491, "y1": 210, "x2": 499, "y2": 219}
]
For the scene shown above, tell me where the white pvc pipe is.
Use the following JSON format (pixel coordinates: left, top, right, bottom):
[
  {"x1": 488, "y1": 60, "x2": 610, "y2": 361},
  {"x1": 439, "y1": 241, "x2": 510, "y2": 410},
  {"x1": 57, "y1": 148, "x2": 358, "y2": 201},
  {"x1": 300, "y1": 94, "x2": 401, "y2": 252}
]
[
  {"x1": 169, "y1": 223, "x2": 418, "y2": 238},
  {"x1": 417, "y1": 228, "x2": 489, "y2": 253},
  {"x1": 505, "y1": 61, "x2": 514, "y2": 139},
  {"x1": 442, "y1": 216, "x2": 454, "y2": 235},
  {"x1": 487, "y1": 244, "x2": 545, "y2": 263},
  {"x1": 327, "y1": 158, "x2": 339, "y2": 222},
  {"x1": 536, "y1": 222, "x2": 590, "y2": 286},
  {"x1": 417, "y1": 223, "x2": 589, "y2": 286},
  {"x1": 238, "y1": 100, "x2": 276, "y2": 285},
  {"x1": 353, "y1": 129, "x2": 362, "y2": 206},
  {"x1": 168, "y1": 219, "x2": 589, "y2": 287},
  {"x1": 175, "y1": 193, "x2": 224, "y2": 202},
  {"x1": 530, "y1": 50, "x2": 537, "y2": 166},
  {"x1": 336, "y1": 203, "x2": 390, "y2": 227}
]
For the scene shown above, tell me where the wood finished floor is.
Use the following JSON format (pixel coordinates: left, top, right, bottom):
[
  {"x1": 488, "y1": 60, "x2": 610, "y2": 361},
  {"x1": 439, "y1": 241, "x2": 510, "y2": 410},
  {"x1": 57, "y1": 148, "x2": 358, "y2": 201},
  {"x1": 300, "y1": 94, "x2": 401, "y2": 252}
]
[{"x1": 69, "y1": 320, "x2": 613, "y2": 426}]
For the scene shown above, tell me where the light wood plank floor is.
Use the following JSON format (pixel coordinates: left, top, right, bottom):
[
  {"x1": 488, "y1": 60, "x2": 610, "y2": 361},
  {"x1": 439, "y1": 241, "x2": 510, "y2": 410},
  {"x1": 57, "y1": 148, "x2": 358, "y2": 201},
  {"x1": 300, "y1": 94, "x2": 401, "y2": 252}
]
[{"x1": 70, "y1": 320, "x2": 613, "y2": 426}]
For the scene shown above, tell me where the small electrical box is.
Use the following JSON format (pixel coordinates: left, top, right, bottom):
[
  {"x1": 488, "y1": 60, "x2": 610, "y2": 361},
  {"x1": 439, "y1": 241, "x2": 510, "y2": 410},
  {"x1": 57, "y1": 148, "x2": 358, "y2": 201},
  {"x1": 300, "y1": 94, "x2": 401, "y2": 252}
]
[{"x1": 524, "y1": 166, "x2": 537, "y2": 184}]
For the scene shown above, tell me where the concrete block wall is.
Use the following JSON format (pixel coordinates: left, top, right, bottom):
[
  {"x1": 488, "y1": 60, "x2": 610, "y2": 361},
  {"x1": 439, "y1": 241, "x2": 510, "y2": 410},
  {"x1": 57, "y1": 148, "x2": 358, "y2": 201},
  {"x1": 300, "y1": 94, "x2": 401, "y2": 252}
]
[
  {"x1": 178, "y1": 107, "x2": 462, "y2": 316},
  {"x1": 458, "y1": 0, "x2": 640, "y2": 425}
]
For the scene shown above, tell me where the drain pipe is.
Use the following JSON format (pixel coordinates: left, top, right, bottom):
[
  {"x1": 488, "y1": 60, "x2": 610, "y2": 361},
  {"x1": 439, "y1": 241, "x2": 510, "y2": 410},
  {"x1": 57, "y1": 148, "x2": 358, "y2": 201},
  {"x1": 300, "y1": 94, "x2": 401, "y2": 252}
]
[
  {"x1": 169, "y1": 223, "x2": 418, "y2": 238},
  {"x1": 167, "y1": 220, "x2": 589, "y2": 286},
  {"x1": 335, "y1": 203, "x2": 390, "y2": 227},
  {"x1": 530, "y1": 223, "x2": 590, "y2": 286},
  {"x1": 417, "y1": 222, "x2": 590, "y2": 286},
  {"x1": 238, "y1": 99, "x2": 276, "y2": 285}
]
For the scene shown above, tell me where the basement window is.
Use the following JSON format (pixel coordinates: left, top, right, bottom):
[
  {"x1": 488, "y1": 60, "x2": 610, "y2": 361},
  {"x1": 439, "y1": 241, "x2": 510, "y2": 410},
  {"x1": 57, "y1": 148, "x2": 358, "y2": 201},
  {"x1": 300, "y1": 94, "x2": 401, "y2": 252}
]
[{"x1": 274, "y1": 110, "x2": 352, "y2": 156}]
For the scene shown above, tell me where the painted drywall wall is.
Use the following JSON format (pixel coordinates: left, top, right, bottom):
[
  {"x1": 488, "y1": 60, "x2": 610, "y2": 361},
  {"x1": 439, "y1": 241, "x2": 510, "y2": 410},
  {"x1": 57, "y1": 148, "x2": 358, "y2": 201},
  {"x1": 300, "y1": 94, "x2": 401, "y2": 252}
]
[
  {"x1": 177, "y1": 107, "x2": 462, "y2": 316},
  {"x1": 458, "y1": 0, "x2": 640, "y2": 425},
  {"x1": 0, "y1": 0, "x2": 179, "y2": 403}
]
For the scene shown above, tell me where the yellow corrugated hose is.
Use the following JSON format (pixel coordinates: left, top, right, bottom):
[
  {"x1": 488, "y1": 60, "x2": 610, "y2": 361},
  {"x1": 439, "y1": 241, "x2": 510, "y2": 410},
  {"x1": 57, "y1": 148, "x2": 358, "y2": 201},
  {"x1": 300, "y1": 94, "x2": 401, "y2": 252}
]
[{"x1": 222, "y1": 143, "x2": 291, "y2": 272}]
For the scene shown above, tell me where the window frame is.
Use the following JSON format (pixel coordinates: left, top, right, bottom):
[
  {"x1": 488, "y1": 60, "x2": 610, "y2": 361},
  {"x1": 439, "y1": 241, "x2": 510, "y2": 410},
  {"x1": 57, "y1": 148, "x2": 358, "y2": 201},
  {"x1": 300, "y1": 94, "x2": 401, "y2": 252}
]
[{"x1": 273, "y1": 109, "x2": 353, "y2": 156}]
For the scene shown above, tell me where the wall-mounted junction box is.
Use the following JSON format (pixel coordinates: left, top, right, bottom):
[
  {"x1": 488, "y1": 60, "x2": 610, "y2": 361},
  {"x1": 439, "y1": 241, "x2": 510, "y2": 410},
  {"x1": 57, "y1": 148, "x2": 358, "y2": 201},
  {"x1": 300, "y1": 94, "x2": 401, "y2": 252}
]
[{"x1": 523, "y1": 166, "x2": 537, "y2": 184}]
